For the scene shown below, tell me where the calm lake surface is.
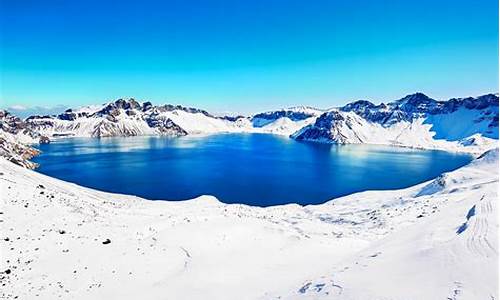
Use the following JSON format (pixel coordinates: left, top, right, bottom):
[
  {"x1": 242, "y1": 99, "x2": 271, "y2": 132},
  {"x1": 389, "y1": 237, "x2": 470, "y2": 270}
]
[{"x1": 33, "y1": 134, "x2": 472, "y2": 206}]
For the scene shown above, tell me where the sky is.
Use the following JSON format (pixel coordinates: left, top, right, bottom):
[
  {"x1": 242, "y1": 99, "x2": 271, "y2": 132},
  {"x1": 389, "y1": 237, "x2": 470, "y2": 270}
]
[{"x1": 0, "y1": 0, "x2": 498, "y2": 114}]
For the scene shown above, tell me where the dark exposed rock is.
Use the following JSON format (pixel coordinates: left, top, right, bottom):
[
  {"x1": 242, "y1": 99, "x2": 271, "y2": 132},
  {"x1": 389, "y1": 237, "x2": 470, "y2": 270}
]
[
  {"x1": 341, "y1": 93, "x2": 499, "y2": 125},
  {"x1": 142, "y1": 101, "x2": 153, "y2": 112},
  {"x1": 252, "y1": 110, "x2": 315, "y2": 123},
  {"x1": 39, "y1": 136, "x2": 50, "y2": 144},
  {"x1": 57, "y1": 111, "x2": 77, "y2": 121},
  {"x1": 102, "y1": 239, "x2": 111, "y2": 245},
  {"x1": 145, "y1": 114, "x2": 188, "y2": 136},
  {"x1": 220, "y1": 115, "x2": 246, "y2": 122},
  {"x1": 293, "y1": 111, "x2": 357, "y2": 144}
]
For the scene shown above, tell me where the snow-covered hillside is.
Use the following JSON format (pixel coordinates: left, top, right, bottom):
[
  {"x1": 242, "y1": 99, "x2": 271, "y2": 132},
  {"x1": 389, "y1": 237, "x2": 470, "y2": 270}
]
[
  {"x1": 277, "y1": 149, "x2": 499, "y2": 300},
  {"x1": 1, "y1": 148, "x2": 497, "y2": 300},
  {"x1": 18, "y1": 93, "x2": 499, "y2": 153},
  {"x1": 292, "y1": 93, "x2": 498, "y2": 153},
  {"x1": 25, "y1": 99, "x2": 190, "y2": 138},
  {"x1": 24, "y1": 99, "x2": 319, "y2": 138},
  {"x1": 250, "y1": 106, "x2": 323, "y2": 135}
]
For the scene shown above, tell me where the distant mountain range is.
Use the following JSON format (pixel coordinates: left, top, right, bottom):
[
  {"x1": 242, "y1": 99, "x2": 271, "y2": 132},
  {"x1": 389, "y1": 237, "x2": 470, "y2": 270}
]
[
  {"x1": 0, "y1": 92, "x2": 498, "y2": 168},
  {"x1": 22, "y1": 99, "x2": 323, "y2": 138}
]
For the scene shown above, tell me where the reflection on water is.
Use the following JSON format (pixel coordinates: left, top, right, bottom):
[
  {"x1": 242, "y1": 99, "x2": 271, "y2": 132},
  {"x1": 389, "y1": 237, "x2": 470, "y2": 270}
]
[{"x1": 34, "y1": 134, "x2": 472, "y2": 206}]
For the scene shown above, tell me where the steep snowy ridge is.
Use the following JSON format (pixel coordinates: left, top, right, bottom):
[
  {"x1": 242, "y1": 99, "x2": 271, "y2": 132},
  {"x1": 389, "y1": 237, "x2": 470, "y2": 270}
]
[
  {"x1": 24, "y1": 98, "x2": 317, "y2": 138},
  {"x1": 13, "y1": 92, "x2": 500, "y2": 153},
  {"x1": 292, "y1": 93, "x2": 498, "y2": 153},
  {"x1": 1, "y1": 148, "x2": 497, "y2": 300},
  {"x1": 25, "y1": 99, "x2": 190, "y2": 138},
  {"x1": 251, "y1": 107, "x2": 322, "y2": 127}
]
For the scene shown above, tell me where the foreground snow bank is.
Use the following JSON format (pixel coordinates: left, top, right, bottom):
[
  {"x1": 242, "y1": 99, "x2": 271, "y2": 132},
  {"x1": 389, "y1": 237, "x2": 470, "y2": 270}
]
[{"x1": 1, "y1": 150, "x2": 498, "y2": 300}]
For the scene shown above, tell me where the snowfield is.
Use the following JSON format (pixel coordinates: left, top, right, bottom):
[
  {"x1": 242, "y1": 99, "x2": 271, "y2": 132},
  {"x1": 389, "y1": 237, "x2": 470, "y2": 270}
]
[{"x1": 1, "y1": 148, "x2": 497, "y2": 300}]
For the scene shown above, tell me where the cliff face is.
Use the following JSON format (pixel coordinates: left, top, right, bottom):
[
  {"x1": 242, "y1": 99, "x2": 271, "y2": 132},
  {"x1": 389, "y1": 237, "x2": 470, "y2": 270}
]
[
  {"x1": 25, "y1": 99, "x2": 191, "y2": 138},
  {"x1": 292, "y1": 93, "x2": 499, "y2": 151}
]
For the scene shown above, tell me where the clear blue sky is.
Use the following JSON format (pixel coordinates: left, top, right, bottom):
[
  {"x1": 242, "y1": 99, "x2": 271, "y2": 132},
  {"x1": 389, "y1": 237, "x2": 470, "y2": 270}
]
[{"x1": 1, "y1": 0, "x2": 498, "y2": 114}]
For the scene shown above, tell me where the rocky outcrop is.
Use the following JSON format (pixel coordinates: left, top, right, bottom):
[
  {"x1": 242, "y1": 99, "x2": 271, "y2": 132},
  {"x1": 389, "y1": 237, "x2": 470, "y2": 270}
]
[
  {"x1": 251, "y1": 107, "x2": 322, "y2": 127},
  {"x1": 0, "y1": 132, "x2": 40, "y2": 169},
  {"x1": 145, "y1": 114, "x2": 188, "y2": 136},
  {"x1": 0, "y1": 110, "x2": 50, "y2": 144},
  {"x1": 0, "y1": 110, "x2": 48, "y2": 168},
  {"x1": 293, "y1": 111, "x2": 364, "y2": 144}
]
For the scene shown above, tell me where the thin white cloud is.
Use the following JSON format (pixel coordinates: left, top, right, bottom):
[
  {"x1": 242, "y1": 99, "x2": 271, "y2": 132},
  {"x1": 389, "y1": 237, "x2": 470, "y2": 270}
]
[{"x1": 8, "y1": 104, "x2": 28, "y2": 110}]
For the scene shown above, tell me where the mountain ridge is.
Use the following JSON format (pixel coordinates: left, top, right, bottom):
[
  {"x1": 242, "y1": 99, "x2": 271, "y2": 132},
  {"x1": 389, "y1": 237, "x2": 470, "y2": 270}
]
[{"x1": 1, "y1": 92, "x2": 498, "y2": 168}]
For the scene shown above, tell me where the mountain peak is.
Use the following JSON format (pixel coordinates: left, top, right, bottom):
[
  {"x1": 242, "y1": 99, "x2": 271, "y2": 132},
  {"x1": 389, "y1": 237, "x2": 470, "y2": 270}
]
[{"x1": 396, "y1": 92, "x2": 435, "y2": 105}]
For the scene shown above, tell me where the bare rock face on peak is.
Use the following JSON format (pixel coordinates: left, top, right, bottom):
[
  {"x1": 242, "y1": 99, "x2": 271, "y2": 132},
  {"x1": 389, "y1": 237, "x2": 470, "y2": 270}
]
[
  {"x1": 293, "y1": 93, "x2": 499, "y2": 147},
  {"x1": 25, "y1": 98, "x2": 192, "y2": 138}
]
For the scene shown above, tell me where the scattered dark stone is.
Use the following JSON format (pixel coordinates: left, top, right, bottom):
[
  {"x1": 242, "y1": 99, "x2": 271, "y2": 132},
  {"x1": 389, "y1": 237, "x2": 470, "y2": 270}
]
[
  {"x1": 416, "y1": 214, "x2": 424, "y2": 218},
  {"x1": 58, "y1": 230, "x2": 66, "y2": 234},
  {"x1": 39, "y1": 136, "x2": 50, "y2": 144},
  {"x1": 102, "y1": 239, "x2": 111, "y2": 245},
  {"x1": 40, "y1": 191, "x2": 44, "y2": 195},
  {"x1": 4, "y1": 269, "x2": 11, "y2": 274},
  {"x1": 37, "y1": 184, "x2": 45, "y2": 189},
  {"x1": 4, "y1": 237, "x2": 9, "y2": 241}
]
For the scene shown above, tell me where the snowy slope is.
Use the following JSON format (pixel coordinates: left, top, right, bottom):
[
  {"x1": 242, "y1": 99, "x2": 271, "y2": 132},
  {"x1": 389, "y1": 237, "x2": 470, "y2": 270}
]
[
  {"x1": 292, "y1": 93, "x2": 498, "y2": 154},
  {"x1": 24, "y1": 99, "x2": 316, "y2": 138},
  {"x1": 276, "y1": 149, "x2": 499, "y2": 300},
  {"x1": 25, "y1": 100, "x2": 188, "y2": 138},
  {"x1": 1, "y1": 149, "x2": 497, "y2": 300},
  {"x1": 20, "y1": 93, "x2": 499, "y2": 153}
]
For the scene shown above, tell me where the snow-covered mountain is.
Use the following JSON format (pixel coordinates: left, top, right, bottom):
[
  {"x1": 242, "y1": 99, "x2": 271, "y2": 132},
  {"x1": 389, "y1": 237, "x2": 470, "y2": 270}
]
[
  {"x1": 24, "y1": 99, "x2": 323, "y2": 138},
  {"x1": 292, "y1": 93, "x2": 498, "y2": 152},
  {"x1": 22, "y1": 93, "x2": 499, "y2": 152},
  {"x1": 25, "y1": 99, "x2": 189, "y2": 138},
  {"x1": 1, "y1": 92, "x2": 498, "y2": 169},
  {"x1": 250, "y1": 106, "x2": 323, "y2": 135}
]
